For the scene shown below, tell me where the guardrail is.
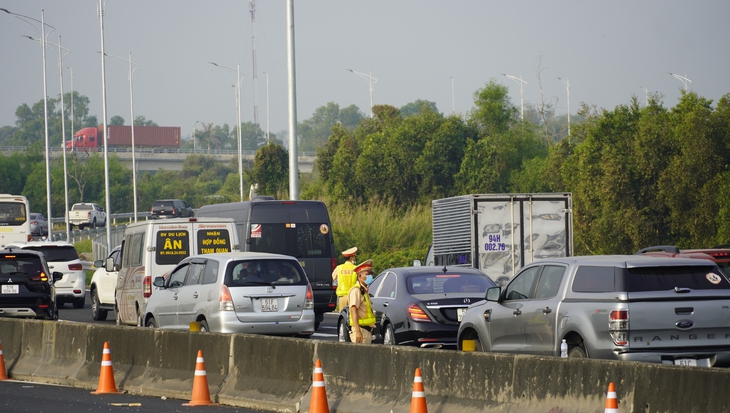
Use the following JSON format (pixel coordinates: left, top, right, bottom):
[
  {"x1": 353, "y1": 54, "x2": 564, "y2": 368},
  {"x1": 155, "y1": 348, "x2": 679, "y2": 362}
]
[{"x1": 0, "y1": 146, "x2": 317, "y2": 157}]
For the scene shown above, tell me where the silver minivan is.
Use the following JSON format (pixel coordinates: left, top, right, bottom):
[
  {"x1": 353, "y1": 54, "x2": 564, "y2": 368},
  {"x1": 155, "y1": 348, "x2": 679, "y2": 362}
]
[{"x1": 144, "y1": 252, "x2": 315, "y2": 336}]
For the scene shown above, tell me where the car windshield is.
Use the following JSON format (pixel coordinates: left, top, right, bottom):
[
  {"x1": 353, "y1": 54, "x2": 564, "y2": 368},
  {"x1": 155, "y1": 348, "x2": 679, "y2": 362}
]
[
  {"x1": 225, "y1": 259, "x2": 307, "y2": 286},
  {"x1": 407, "y1": 272, "x2": 495, "y2": 294},
  {"x1": 22, "y1": 246, "x2": 78, "y2": 262}
]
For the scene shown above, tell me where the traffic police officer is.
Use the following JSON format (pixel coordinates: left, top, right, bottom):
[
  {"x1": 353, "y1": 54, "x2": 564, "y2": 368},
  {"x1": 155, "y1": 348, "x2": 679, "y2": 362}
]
[
  {"x1": 348, "y1": 259, "x2": 376, "y2": 344},
  {"x1": 332, "y1": 247, "x2": 358, "y2": 311}
]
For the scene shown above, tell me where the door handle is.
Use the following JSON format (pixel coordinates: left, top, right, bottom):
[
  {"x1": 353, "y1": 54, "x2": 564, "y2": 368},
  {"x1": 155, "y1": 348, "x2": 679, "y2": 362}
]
[
  {"x1": 173, "y1": 293, "x2": 179, "y2": 300},
  {"x1": 543, "y1": 307, "x2": 552, "y2": 315},
  {"x1": 193, "y1": 291, "x2": 199, "y2": 299},
  {"x1": 383, "y1": 302, "x2": 389, "y2": 307},
  {"x1": 513, "y1": 309, "x2": 522, "y2": 316}
]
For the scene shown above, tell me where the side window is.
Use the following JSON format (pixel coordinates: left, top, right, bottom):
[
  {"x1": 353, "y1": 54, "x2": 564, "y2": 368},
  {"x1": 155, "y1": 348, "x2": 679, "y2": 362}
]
[
  {"x1": 130, "y1": 232, "x2": 144, "y2": 266},
  {"x1": 201, "y1": 260, "x2": 219, "y2": 285},
  {"x1": 572, "y1": 266, "x2": 617, "y2": 292},
  {"x1": 375, "y1": 272, "x2": 397, "y2": 298},
  {"x1": 185, "y1": 262, "x2": 205, "y2": 286},
  {"x1": 168, "y1": 263, "x2": 189, "y2": 288},
  {"x1": 534, "y1": 265, "x2": 566, "y2": 299},
  {"x1": 504, "y1": 266, "x2": 540, "y2": 300}
]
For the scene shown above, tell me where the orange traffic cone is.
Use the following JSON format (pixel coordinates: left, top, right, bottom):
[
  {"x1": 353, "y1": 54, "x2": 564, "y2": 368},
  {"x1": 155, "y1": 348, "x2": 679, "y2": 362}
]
[
  {"x1": 604, "y1": 382, "x2": 619, "y2": 413},
  {"x1": 183, "y1": 350, "x2": 217, "y2": 406},
  {"x1": 91, "y1": 342, "x2": 119, "y2": 394},
  {"x1": 308, "y1": 359, "x2": 329, "y2": 413},
  {"x1": 0, "y1": 339, "x2": 8, "y2": 380},
  {"x1": 410, "y1": 368, "x2": 428, "y2": 413}
]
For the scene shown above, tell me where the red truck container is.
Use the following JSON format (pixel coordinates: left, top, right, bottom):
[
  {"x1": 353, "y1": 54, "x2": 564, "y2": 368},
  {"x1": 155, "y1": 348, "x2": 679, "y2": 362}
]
[{"x1": 66, "y1": 125, "x2": 181, "y2": 149}]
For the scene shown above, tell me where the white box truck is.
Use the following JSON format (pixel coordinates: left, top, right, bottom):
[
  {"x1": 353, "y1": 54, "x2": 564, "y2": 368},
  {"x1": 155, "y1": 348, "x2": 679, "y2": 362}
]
[{"x1": 430, "y1": 193, "x2": 573, "y2": 285}]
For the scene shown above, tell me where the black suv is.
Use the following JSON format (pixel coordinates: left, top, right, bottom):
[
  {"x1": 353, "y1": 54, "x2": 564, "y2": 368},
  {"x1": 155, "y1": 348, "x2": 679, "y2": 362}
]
[
  {"x1": 150, "y1": 199, "x2": 194, "y2": 219},
  {"x1": 0, "y1": 248, "x2": 63, "y2": 320}
]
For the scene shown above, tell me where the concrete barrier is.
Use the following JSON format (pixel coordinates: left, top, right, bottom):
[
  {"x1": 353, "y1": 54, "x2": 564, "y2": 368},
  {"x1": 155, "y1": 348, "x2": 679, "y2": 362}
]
[{"x1": 0, "y1": 318, "x2": 729, "y2": 413}]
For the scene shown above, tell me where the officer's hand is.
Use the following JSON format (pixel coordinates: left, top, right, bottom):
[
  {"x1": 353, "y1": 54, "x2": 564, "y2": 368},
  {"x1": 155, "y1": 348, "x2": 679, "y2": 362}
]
[{"x1": 356, "y1": 331, "x2": 363, "y2": 343}]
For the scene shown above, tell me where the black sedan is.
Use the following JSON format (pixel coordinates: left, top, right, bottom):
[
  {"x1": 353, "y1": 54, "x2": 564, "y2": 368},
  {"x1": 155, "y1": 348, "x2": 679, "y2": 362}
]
[{"x1": 337, "y1": 266, "x2": 496, "y2": 349}]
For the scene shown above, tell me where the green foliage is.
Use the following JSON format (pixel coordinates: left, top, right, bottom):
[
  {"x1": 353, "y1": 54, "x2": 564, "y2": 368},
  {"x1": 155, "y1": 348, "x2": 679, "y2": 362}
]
[
  {"x1": 244, "y1": 143, "x2": 289, "y2": 198},
  {"x1": 298, "y1": 102, "x2": 363, "y2": 152},
  {"x1": 399, "y1": 100, "x2": 438, "y2": 118},
  {"x1": 110, "y1": 116, "x2": 125, "y2": 125}
]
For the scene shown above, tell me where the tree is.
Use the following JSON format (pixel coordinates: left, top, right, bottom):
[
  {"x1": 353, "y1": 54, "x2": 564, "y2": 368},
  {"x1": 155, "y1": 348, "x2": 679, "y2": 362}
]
[
  {"x1": 244, "y1": 143, "x2": 289, "y2": 198},
  {"x1": 298, "y1": 103, "x2": 363, "y2": 152},
  {"x1": 399, "y1": 100, "x2": 438, "y2": 118},
  {"x1": 468, "y1": 79, "x2": 517, "y2": 137},
  {"x1": 110, "y1": 116, "x2": 125, "y2": 125}
]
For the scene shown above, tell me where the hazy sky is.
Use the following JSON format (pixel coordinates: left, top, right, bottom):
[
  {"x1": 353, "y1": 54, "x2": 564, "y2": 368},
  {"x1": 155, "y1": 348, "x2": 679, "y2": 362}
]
[{"x1": 2, "y1": 1, "x2": 729, "y2": 141}]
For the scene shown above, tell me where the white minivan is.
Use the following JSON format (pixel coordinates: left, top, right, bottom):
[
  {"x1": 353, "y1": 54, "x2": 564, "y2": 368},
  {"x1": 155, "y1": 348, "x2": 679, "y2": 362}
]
[{"x1": 115, "y1": 217, "x2": 239, "y2": 326}]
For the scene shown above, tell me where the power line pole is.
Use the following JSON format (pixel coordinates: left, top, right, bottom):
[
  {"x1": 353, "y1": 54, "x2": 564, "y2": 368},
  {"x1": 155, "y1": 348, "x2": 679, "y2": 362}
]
[{"x1": 250, "y1": 0, "x2": 259, "y2": 125}]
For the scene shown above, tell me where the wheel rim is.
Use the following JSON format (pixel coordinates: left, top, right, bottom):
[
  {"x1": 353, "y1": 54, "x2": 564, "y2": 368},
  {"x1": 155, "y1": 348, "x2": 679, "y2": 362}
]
[
  {"x1": 384, "y1": 326, "x2": 395, "y2": 345},
  {"x1": 91, "y1": 292, "x2": 98, "y2": 317}
]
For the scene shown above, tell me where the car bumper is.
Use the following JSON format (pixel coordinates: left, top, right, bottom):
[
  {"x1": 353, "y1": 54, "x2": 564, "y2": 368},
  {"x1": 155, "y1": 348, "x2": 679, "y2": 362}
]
[
  {"x1": 392, "y1": 322, "x2": 461, "y2": 349},
  {"x1": 55, "y1": 273, "x2": 86, "y2": 298},
  {"x1": 0, "y1": 306, "x2": 54, "y2": 320},
  {"x1": 313, "y1": 288, "x2": 336, "y2": 315},
  {"x1": 614, "y1": 348, "x2": 730, "y2": 367},
  {"x1": 209, "y1": 310, "x2": 316, "y2": 335}
]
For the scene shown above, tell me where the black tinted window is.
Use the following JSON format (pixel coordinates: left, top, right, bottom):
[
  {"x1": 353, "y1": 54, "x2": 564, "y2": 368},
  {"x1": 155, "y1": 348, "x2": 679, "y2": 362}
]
[
  {"x1": 627, "y1": 265, "x2": 730, "y2": 292},
  {"x1": 408, "y1": 272, "x2": 495, "y2": 295},
  {"x1": 250, "y1": 223, "x2": 330, "y2": 259},
  {"x1": 572, "y1": 266, "x2": 618, "y2": 292},
  {"x1": 0, "y1": 202, "x2": 27, "y2": 226},
  {"x1": 225, "y1": 259, "x2": 307, "y2": 286},
  {"x1": 202, "y1": 260, "x2": 219, "y2": 285},
  {"x1": 24, "y1": 246, "x2": 78, "y2": 262}
]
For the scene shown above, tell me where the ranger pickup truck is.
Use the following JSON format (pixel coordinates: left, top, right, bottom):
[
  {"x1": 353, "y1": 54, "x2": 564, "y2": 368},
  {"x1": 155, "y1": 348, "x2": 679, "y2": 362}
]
[
  {"x1": 68, "y1": 203, "x2": 107, "y2": 229},
  {"x1": 457, "y1": 255, "x2": 730, "y2": 367}
]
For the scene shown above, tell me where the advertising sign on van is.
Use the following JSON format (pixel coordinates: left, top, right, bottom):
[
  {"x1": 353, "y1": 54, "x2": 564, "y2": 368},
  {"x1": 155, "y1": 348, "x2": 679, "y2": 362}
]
[
  {"x1": 251, "y1": 224, "x2": 262, "y2": 238},
  {"x1": 156, "y1": 230, "x2": 191, "y2": 265},
  {"x1": 198, "y1": 229, "x2": 232, "y2": 254}
]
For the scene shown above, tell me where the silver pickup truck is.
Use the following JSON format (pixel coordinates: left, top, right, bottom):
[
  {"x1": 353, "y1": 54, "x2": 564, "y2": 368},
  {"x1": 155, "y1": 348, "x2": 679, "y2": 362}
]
[
  {"x1": 457, "y1": 255, "x2": 730, "y2": 367},
  {"x1": 67, "y1": 203, "x2": 107, "y2": 229}
]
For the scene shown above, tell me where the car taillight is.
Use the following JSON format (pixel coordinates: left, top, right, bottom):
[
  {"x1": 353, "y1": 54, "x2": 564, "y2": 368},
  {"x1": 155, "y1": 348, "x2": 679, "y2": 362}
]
[
  {"x1": 31, "y1": 272, "x2": 49, "y2": 282},
  {"x1": 609, "y1": 309, "x2": 629, "y2": 346},
  {"x1": 331, "y1": 258, "x2": 337, "y2": 289},
  {"x1": 172, "y1": 207, "x2": 177, "y2": 215},
  {"x1": 219, "y1": 285, "x2": 234, "y2": 311},
  {"x1": 407, "y1": 303, "x2": 431, "y2": 322},
  {"x1": 305, "y1": 283, "x2": 314, "y2": 310},
  {"x1": 68, "y1": 263, "x2": 83, "y2": 271},
  {"x1": 143, "y1": 276, "x2": 152, "y2": 298}
]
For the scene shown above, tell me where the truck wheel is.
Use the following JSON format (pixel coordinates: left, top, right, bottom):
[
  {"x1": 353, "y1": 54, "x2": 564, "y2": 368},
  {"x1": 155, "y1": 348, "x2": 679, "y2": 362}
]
[
  {"x1": 146, "y1": 317, "x2": 157, "y2": 328},
  {"x1": 568, "y1": 345, "x2": 587, "y2": 358},
  {"x1": 91, "y1": 219, "x2": 96, "y2": 229},
  {"x1": 91, "y1": 290, "x2": 108, "y2": 321},
  {"x1": 338, "y1": 316, "x2": 351, "y2": 342}
]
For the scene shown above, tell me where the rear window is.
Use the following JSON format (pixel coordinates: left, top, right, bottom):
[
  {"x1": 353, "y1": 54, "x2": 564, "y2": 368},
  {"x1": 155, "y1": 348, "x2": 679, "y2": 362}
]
[
  {"x1": 250, "y1": 223, "x2": 330, "y2": 259},
  {"x1": 23, "y1": 246, "x2": 78, "y2": 262},
  {"x1": 0, "y1": 202, "x2": 28, "y2": 226},
  {"x1": 0, "y1": 254, "x2": 42, "y2": 276},
  {"x1": 224, "y1": 259, "x2": 308, "y2": 286},
  {"x1": 627, "y1": 265, "x2": 730, "y2": 292},
  {"x1": 72, "y1": 204, "x2": 92, "y2": 210},
  {"x1": 407, "y1": 272, "x2": 495, "y2": 295}
]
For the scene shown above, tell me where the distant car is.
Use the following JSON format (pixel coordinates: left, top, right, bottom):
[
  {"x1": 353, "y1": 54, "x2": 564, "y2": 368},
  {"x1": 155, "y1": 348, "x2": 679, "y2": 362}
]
[
  {"x1": 635, "y1": 245, "x2": 730, "y2": 275},
  {"x1": 150, "y1": 199, "x2": 194, "y2": 219},
  {"x1": 144, "y1": 251, "x2": 315, "y2": 336},
  {"x1": 29, "y1": 213, "x2": 49, "y2": 237},
  {"x1": 337, "y1": 266, "x2": 496, "y2": 348},
  {"x1": 7, "y1": 241, "x2": 86, "y2": 309},
  {"x1": 0, "y1": 247, "x2": 62, "y2": 320},
  {"x1": 90, "y1": 245, "x2": 121, "y2": 321}
]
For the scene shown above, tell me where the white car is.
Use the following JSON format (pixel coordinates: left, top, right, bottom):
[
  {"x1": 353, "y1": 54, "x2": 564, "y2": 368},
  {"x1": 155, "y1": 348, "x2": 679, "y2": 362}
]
[
  {"x1": 90, "y1": 246, "x2": 121, "y2": 321},
  {"x1": 6, "y1": 241, "x2": 86, "y2": 308}
]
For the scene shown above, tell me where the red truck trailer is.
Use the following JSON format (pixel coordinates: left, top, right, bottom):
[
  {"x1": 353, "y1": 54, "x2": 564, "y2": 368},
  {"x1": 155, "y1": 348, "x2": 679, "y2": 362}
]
[{"x1": 66, "y1": 125, "x2": 181, "y2": 149}]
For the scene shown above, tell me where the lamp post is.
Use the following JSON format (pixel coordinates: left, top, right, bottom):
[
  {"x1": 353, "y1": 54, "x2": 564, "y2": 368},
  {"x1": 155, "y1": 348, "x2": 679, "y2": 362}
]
[
  {"x1": 640, "y1": 86, "x2": 649, "y2": 106},
  {"x1": 98, "y1": 0, "x2": 112, "y2": 252},
  {"x1": 209, "y1": 62, "x2": 245, "y2": 202},
  {"x1": 346, "y1": 68, "x2": 377, "y2": 117},
  {"x1": 558, "y1": 77, "x2": 570, "y2": 137},
  {"x1": 3, "y1": 8, "x2": 56, "y2": 239},
  {"x1": 451, "y1": 76, "x2": 455, "y2": 115},
  {"x1": 105, "y1": 52, "x2": 139, "y2": 222},
  {"x1": 193, "y1": 120, "x2": 202, "y2": 152},
  {"x1": 264, "y1": 72, "x2": 270, "y2": 144},
  {"x1": 502, "y1": 73, "x2": 527, "y2": 121},
  {"x1": 669, "y1": 72, "x2": 691, "y2": 91}
]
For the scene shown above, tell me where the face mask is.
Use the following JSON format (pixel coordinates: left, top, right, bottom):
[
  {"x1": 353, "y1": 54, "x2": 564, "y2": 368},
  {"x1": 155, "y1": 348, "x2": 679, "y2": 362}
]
[{"x1": 365, "y1": 274, "x2": 374, "y2": 285}]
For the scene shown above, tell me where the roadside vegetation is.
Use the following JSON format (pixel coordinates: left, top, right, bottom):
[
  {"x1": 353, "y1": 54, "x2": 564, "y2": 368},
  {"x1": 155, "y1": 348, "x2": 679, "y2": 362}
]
[{"x1": 3, "y1": 79, "x2": 730, "y2": 271}]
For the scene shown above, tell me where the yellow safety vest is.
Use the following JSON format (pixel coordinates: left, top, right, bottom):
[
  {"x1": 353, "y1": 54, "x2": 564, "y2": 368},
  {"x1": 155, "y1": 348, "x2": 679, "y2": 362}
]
[
  {"x1": 349, "y1": 285, "x2": 376, "y2": 326},
  {"x1": 334, "y1": 261, "x2": 357, "y2": 297}
]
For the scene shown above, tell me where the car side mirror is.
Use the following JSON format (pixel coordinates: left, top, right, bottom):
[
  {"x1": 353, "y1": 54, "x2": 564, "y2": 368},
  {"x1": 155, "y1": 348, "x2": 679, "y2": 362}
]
[
  {"x1": 153, "y1": 276, "x2": 166, "y2": 288},
  {"x1": 485, "y1": 286, "x2": 501, "y2": 302},
  {"x1": 94, "y1": 259, "x2": 104, "y2": 268},
  {"x1": 105, "y1": 257, "x2": 115, "y2": 272},
  {"x1": 52, "y1": 271, "x2": 64, "y2": 282},
  {"x1": 412, "y1": 259, "x2": 422, "y2": 266}
]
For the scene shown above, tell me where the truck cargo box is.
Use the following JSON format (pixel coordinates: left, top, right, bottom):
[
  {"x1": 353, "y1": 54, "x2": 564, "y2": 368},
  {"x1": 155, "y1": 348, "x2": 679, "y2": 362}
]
[{"x1": 106, "y1": 125, "x2": 180, "y2": 147}]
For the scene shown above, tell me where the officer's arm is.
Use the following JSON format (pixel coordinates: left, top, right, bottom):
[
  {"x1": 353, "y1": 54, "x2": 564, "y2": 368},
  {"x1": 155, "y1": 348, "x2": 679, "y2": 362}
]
[{"x1": 350, "y1": 302, "x2": 360, "y2": 335}]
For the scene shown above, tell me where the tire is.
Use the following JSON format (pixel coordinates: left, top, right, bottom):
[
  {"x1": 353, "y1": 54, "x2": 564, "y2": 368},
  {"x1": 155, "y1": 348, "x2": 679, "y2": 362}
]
[
  {"x1": 338, "y1": 317, "x2": 350, "y2": 342},
  {"x1": 568, "y1": 345, "x2": 587, "y2": 358},
  {"x1": 115, "y1": 304, "x2": 122, "y2": 325},
  {"x1": 91, "y1": 219, "x2": 96, "y2": 229},
  {"x1": 72, "y1": 296, "x2": 85, "y2": 309},
  {"x1": 91, "y1": 290, "x2": 108, "y2": 321},
  {"x1": 146, "y1": 317, "x2": 157, "y2": 328},
  {"x1": 383, "y1": 324, "x2": 396, "y2": 346},
  {"x1": 136, "y1": 308, "x2": 143, "y2": 327},
  {"x1": 314, "y1": 320, "x2": 321, "y2": 331},
  {"x1": 56, "y1": 299, "x2": 65, "y2": 308},
  {"x1": 199, "y1": 319, "x2": 210, "y2": 332}
]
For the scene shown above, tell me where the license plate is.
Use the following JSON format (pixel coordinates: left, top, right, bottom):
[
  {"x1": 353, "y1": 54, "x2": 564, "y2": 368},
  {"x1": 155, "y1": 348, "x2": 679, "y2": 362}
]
[
  {"x1": 261, "y1": 298, "x2": 278, "y2": 312},
  {"x1": 2, "y1": 285, "x2": 18, "y2": 294},
  {"x1": 457, "y1": 308, "x2": 466, "y2": 322},
  {"x1": 675, "y1": 359, "x2": 697, "y2": 366}
]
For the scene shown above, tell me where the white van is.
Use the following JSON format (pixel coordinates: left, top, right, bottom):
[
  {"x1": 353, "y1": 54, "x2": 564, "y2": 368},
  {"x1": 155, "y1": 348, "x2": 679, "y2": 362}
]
[{"x1": 114, "y1": 217, "x2": 239, "y2": 326}]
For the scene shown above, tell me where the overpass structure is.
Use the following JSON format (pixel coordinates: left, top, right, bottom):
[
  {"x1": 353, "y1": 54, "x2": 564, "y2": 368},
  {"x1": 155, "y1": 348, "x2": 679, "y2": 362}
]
[{"x1": 0, "y1": 147, "x2": 317, "y2": 173}]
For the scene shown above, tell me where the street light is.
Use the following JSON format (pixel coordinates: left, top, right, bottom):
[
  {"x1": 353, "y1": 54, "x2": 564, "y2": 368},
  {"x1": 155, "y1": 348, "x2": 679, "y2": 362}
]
[
  {"x1": 451, "y1": 76, "x2": 455, "y2": 115},
  {"x1": 346, "y1": 68, "x2": 377, "y2": 117},
  {"x1": 639, "y1": 86, "x2": 649, "y2": 106},
  {"x1": 209, "y1": 62, "x2": 245, "y2": 202},
  {"x1": 26, "y1": 34, "x2": 71, "y2": 241},
  {"x1": 98, "y1": 0, "x2": 112, "y2": 252},
  {"x1": 558, "y1": 77, "x2": 570, "y2": 137},
  {"x1": 3, "y1": 8, "x2": 56, "y2": 239},
  {"x1": 669, "y1": 72, "x2": 691, "y2": 91},
  {"x1": 502, "y1": 73, "x2": 527, "y2": 121},
  {"x1": 264, "y1": 72, "x2": 270, "y2": 144},
  {"x1": 193, "y1": 120, "x2": 202, "y2": 152},
  {"x1": 104, "y1": 52, "x2": 140, "y2": 222}
]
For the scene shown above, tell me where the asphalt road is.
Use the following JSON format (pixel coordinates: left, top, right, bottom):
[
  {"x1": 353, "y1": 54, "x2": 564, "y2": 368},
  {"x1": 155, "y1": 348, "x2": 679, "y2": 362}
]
[
  {"x1": 0, "y1": 380, "x2": 266, "y2": 412},
  {"x1": 58, "y1": 293, "x2": 340, "y2": 341}
]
